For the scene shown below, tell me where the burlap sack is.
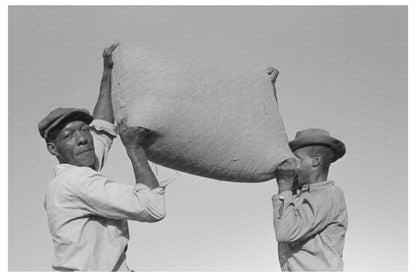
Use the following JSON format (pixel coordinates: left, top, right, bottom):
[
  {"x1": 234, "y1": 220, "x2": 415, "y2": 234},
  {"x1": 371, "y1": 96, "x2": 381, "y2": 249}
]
[{"x1": 111, "y1": 44, "x2": 294, "y2": 182}]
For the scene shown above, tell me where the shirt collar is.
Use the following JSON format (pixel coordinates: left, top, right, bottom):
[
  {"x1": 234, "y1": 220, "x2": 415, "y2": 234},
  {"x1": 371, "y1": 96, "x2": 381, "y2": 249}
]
[
  {"x1": 297, "y1": 180, "x2": 334, "y2": 195},
  {"x1": 52, "y1": 158, "x2": 99, "y2": 176},
  {"x1": 52, "y1": 163, "x2": 78, "y2": 176}
]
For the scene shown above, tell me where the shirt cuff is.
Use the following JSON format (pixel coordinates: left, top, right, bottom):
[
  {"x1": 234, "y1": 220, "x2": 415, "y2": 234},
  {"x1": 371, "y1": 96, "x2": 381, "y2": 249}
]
[
  {"x1": 272, "y1": 191, "x2": 293, "y2": 207},
  {"x1": 90, "y1": 119, "x2": 117, "y2": 137}
]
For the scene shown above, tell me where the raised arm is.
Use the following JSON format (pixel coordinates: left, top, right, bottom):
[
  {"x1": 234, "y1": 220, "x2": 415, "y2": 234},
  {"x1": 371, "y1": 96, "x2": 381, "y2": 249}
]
[
  {"x1": 273, "y1": 159, "x2": 340, "y2": 243},
  {"x1": 272, "y1": 187, "x2": 342, "y2": 243},
  {"x1": 267, "y1": 67, "x2": 279, "y2": 103},
  {"x1": 118, "y1": 119, "x2": 160, "y2": 190},
  {"x1": 93, "y1": 42, "x2": 120, "y2": 123}
]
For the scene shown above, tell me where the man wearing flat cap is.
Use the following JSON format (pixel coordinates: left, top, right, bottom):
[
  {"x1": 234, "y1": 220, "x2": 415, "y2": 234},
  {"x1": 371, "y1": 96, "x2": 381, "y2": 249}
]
[
  {"x1": 39, "y1": 42, "x2": 167, "y2": 271},
  {"x1": 273, "y1": 128, "x2": 348, "y2": 271}
]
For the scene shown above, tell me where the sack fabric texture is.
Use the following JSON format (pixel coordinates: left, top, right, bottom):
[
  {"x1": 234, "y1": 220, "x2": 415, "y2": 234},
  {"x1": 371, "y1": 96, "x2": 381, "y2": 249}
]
[{"x1": 111, "y1": 44, "x2": 294, "y2": 182}]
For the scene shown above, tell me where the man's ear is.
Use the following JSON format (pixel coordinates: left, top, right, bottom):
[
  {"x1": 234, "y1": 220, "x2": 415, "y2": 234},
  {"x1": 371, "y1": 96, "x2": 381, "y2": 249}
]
[
  {"x1": 47, "y1": 142, "x2": 59, "y2": 157},
  {"x1": 312, "y1": 154, "x2": 321, "y2": 167}
]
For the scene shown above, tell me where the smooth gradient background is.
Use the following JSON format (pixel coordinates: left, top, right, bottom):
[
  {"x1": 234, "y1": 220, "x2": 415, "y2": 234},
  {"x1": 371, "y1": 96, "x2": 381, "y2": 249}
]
[{"x1": 9, "y1": 6, "x2": 407, "y2": 271}]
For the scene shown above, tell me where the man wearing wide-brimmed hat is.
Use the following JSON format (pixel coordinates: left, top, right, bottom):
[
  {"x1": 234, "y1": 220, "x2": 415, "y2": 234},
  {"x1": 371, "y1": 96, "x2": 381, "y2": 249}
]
[
  {"x1": 39, "y1": 42, "x2": 167, "y2": 271},
  {"x1": 273, "y1": 128, "x2": 348, "y2": 271}
]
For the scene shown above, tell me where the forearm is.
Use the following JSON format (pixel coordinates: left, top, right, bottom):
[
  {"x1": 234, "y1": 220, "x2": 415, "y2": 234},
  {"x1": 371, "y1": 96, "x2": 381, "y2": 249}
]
[
  {"x1": 73, "y1": 172, "x2": 165, "y2": 222},
  {"x1": 274, "y1": 206, "x2": 301, "y2": 242},
  {"x1": 271, "y1": 81, "x2": 278, "y2": 103},
  {"x1": 126, "y1": 146, "x2": 160, "y2": 189},
  {"x1": 276, "y1": 178, "x2": 293, "y2": 194},
  {"x1": 273, "y1": 189, "x2": 309, "y2": 243},
  {"x1": 93, "y1": 67, "x2": 114, "y2": 123},
  {"x1": 273, "y1": 192, "x2": 334, "y2": 242}
]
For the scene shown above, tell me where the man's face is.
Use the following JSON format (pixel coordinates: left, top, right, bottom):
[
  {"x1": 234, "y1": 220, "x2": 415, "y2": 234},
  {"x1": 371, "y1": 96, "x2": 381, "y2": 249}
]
[
  {"x1": 49, "y1": 120, "x2": 96, "y2": 168},
  {"x1": 293, "y1": 147, "x2": 313, "y2": 188}
]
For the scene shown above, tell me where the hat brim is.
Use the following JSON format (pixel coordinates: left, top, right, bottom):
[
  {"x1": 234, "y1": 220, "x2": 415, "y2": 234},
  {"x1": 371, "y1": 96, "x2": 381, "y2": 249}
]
[
  {"x1": 44, "y1": 110, "x2": 93, "y2": 140},
  {"x1": 289, "y1": 134, "x2": 346, "y2": 162}
]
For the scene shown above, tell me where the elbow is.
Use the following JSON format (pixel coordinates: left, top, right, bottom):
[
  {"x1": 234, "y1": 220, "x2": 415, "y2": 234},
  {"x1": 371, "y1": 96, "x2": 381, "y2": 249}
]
[
  {"x1": 275, "y1": 231, "x2": 293, "y2": 243},
  {"x1": 148, "y1": 216, "x2": 164, "y2": 223},
  {"x1": 145, "y1": 208, "x2": 166, "y2": 223},
  {"x1": 131, "y1": 209, "x2": 165, "y2": 223},
  {"x1": 274, "y1": 227, "x2": 290, "y2": 243},
  {"x1": 132, "y1": 188, "x2": 167, "y2": 222},
  {"x1": 138, "y1": 198, "x2": 166, "y2": 223}
]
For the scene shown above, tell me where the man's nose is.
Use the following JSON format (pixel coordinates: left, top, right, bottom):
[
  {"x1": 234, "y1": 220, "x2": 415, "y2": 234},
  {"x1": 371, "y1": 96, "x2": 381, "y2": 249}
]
[
  {"x1": 76, "y1": 131, "x2": 88, "y2": 145},
  {"x1": 294, "y1": 157, "x2": 301, "y2": 168}
]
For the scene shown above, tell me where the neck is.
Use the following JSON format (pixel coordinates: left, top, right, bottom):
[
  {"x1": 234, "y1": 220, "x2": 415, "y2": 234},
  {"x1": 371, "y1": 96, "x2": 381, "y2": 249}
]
[
  {"x1": 58, "y1": 160, "x2": 96, "y2": 169},
  {"x1": 309, "y1": 170, "x2": 328, "y2": 184}
]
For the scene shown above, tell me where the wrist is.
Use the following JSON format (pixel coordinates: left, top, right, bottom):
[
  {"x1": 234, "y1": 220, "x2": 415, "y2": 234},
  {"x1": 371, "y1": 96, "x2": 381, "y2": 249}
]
[
  {"x1": 276, "y1": 176, "x2": 294, "y2": 183},
  {"x1": 126, "y1": 146, "x2": 147, "y2": 162},
  {"x1": 278, "y1": 185, "x2": 292, "y2": 194},
  {"x1": 276, "y1": 178, "x2": 293, "y2": 194},
  {"x1": 125, "y1": 144, "x2": 145, "y2": 151},
  {"x1": 103, "y1": 64, "x2": 113, "y2": 70}
]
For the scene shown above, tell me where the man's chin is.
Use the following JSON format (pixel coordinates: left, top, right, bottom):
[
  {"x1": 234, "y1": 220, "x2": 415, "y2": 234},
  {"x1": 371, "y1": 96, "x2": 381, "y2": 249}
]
[
  {"x1": 75, "y1": 152, "x2": 96, "y2": 168},
  {"x1": 75, "y1": 158, "x2": 96, "y2": 168}
]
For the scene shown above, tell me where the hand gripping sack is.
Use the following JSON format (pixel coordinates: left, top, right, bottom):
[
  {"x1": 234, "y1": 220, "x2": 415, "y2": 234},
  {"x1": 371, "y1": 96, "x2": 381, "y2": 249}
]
[{"x1": 111, "y1": 44, "x2": 294, "y2": 182}]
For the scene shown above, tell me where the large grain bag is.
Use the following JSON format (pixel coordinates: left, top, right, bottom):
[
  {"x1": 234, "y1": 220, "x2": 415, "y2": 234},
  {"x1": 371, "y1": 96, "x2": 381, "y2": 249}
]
[{"x1": 111, "y1": 44, "x2": 294, "y2": 182}]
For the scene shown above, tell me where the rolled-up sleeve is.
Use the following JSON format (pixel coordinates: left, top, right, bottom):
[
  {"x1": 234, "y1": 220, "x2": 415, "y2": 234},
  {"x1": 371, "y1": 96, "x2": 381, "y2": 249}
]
[
  {"x1": 89, "y1": 119, "x2": 117, "y2": 171},
  {"x1": 272, "y1": 190, "x2": 338, "y2": 243},
  {"x1": 71, "y1": 170, "x2": 166, "y2": 222}
]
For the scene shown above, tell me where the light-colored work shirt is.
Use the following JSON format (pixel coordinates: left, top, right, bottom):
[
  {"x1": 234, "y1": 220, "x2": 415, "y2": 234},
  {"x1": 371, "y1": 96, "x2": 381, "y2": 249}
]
[
  {"x1": 272, "y1": 180, "x2": 348, "y2": 272},
  {"x1": 44, "y1": 119, "x2": 166, "y2": 271}
]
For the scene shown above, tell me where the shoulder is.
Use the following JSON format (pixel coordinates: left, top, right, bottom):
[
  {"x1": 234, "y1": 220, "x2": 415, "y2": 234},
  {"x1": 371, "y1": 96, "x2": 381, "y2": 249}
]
[
  {"x1": 328, "y1": 183, "x2": 346, "y2": 202},
  {"x1": 331, "y1": 184, "x2": 347, "y2": 209},
  {"x1": 307, "y1": 181, "x2": 345, "y2": 203},
  {"x1": 301, "y1": 182, "x2": 347, "y2": 220},
  {"x1": 312, "y1": 182, "x2": 348, "y2": 212}
]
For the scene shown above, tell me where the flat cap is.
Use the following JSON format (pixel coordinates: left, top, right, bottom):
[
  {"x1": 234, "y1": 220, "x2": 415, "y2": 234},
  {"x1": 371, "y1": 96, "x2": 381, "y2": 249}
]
[{"x1": 38, "y1": 107, "x2": 93, "y2": 140}]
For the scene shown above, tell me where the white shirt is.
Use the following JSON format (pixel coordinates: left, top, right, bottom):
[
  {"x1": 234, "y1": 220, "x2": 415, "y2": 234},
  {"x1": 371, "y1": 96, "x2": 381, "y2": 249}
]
[
  {"x1": 44, "y1": 119, "x2": 166, "y2": 271},
  {"x1": 272, "y1": 181, "x2": 348, "y2": 271}
]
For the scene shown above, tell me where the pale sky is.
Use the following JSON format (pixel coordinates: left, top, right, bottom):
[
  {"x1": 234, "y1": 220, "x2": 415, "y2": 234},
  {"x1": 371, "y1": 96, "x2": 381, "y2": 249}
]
[{"x1": 9, "y1": 6, "x2": 407, "y2": 271}]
